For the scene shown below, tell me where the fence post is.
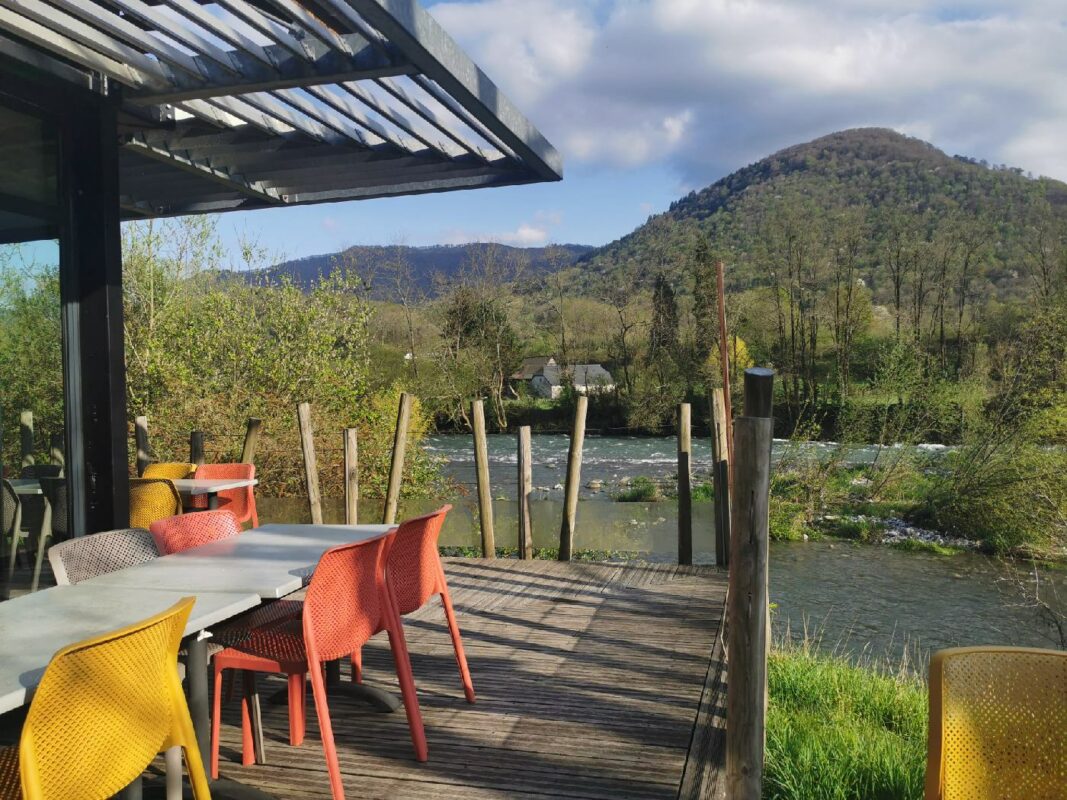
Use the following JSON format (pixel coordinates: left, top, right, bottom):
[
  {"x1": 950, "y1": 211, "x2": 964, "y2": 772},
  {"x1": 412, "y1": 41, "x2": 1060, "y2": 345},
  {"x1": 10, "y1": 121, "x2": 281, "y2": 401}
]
[
  {"x1": 241, "y1": 418, "x2": 263, "y2": 464},
  {"x1": 383, "y1": 392, "x2": 412, "y2": 525},
  {"x1": 677, "y1": 402, "x2": 692, "y2": 566},
  {"x1": 344, "y1": 428, "x2": 358, "y2": 525},
  {"x1": 19, "y1": 410, "x2": 33, "y2": 470},
  {"x1": 471, "y1": 399, "x2": 496, "y2": 558},
  {"x1": 716, "y1": 261, "x2": 734, "y2": 484},
  {"x1": 725, "y1": 367, "x2": 774, "y2": 800},
  {"x1": 189, "y1": 430, "x2": 205, "y2": 466},
  {"x1": 517, "y1": 425, "x2": 533, "y2": 559},
  {"x1": 558, "y1": 394, "x2": 588, "y2": 561},
  {"x1": 134, "y1": 415, "x2": 151, "y2": 476},
  {"x1": 49, "y1": 433, "x2": 64, "y2": 467},
  {"x1": 297, "y1": 402, "x2": 323, "y2": 525},
  {"x1": 711, "y1": 388, "x2": 731, "y2": 567}
]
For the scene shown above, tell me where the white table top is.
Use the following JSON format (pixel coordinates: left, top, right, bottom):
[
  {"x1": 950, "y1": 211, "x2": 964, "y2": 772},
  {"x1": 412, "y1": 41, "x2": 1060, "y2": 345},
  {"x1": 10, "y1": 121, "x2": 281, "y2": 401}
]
[
  {"x1": 172, "y1": 478, "x2": 259, "y2": 496},
  {"x1": 84, "y1": 523, "x2": 395, "y2": 599},
  {"x1": 8, "y1": 479, "x2": 41, "y2": 495},
  {"x1": 0, "y1": 584, "x2": 259, "y2": 713}
]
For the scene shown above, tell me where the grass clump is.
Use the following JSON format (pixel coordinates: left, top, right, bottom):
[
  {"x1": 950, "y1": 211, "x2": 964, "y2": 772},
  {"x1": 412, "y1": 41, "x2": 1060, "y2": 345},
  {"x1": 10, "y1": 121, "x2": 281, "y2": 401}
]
[
  {"x1": 766, "y1": 642, "x2": 927, "y2": 800},
  {"x1": 613, "y1": 476, "x2": 661, "y2": 502},
  {"x1": 888, "y1": 539, "x2": 960, "y2": 556}
]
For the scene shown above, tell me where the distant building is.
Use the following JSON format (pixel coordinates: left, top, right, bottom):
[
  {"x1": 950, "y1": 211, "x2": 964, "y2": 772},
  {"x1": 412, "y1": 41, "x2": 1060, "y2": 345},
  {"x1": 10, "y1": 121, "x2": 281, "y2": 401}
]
[
  {"x1": 511, "y1": 355, "x2": 557, "y2": 382},
  {"x1": 531, "y1": 363, "x2": 615, "y2": 399}
]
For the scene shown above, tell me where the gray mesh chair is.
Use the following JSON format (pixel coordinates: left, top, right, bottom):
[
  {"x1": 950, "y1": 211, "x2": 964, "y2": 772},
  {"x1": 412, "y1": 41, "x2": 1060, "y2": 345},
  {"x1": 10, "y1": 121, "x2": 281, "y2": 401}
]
[
  {"x1": 1, "y1": 480, "x2": 23, "y2": 590},
  {"x1": 39, "y1": 477, "x2": 68, "y2": 541},
  {"x1": 48, "y1": 528, "x2": 159, "y2": 585}
]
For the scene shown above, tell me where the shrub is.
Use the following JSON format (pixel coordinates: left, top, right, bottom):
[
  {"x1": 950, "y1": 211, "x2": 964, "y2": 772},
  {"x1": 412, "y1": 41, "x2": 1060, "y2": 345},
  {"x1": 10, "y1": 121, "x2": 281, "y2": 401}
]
[{"x1": 614, "y1": 476, "x2": 661, "y2": 502}]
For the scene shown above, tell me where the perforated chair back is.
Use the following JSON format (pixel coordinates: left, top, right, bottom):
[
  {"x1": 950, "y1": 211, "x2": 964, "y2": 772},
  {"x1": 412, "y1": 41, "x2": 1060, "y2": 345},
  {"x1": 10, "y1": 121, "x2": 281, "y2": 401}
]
[
  {"x1": 143, "y1": 462, "x2": 197, "y2": 480},
  {"x1": 38, "y1": 477, "x2": 67, "y2": 539},
  {"x1": 303, "y1": 535, "x2": 391, "y2": 664},
  {"x1": 387, "y1": 505, "x2": 452, "y2": 615},
  {"x1": 17, "y1": 597, "x2": 210, "y2": 800},
  {"x1": 20, "y1": 465, "x2": 62, "y2": 480},
  {"x1": 191, "y1": 463, "x2": 258, "y2": 526},
  {"x1": 0, "y1": 480, "x2": 20, "y2": 541},
  {"x1": 150, "y1": 509, "x2": 242, "y2": 555},
  {"x1": 925, "y1": 646, "x2": 1067, "y2": 800},
  {"x1": 49, "y1": 528, "x2": 158, "y2": 585},
  {"x1": 129, "y1": 478, "x2": 183, "y2": 530}
]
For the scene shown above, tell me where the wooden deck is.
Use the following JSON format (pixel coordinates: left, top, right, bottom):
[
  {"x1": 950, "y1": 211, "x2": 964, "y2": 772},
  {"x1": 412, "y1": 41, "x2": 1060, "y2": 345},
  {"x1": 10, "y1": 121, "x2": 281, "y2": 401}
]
[{"x1": 203, "y1": 558, "x2": 728, "y2": 799}]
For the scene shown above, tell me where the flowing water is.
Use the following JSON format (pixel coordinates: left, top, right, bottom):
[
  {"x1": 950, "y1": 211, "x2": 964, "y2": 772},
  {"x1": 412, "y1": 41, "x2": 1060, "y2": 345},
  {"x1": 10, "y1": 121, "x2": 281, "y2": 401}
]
[{"x1": 260, "y1": 433, "x2": 1065, "y2": 664}]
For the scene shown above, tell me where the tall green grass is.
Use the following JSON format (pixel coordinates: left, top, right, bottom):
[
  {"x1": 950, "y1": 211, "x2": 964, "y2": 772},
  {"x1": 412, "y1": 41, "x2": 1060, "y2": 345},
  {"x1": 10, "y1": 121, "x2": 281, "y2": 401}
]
[{"x1": 765, "y1": 641, "x2": 927, "y2": 800}]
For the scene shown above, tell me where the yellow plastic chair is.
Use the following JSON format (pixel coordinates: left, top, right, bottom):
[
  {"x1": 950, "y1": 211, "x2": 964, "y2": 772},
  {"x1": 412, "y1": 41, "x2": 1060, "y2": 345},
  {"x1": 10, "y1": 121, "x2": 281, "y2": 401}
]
[
  {"x1": 0, "y1": 597, "x2": 211, "y2": 799},
  {"x1": 926, "y1": 646, "x2": 1067, "y2": 800},
  {"x1": 143, "y1": 462, "x2": 198, "y2": 480},
  {"x1": 129, "y1": 478, "x2": 183, "y2": 530}
]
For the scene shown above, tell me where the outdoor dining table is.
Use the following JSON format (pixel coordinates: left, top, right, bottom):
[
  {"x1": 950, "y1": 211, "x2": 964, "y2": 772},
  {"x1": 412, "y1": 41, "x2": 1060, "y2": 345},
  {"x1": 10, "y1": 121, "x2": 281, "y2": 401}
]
[{"x1": 171, "y1": 477, "x2": 259, "y2": 510}]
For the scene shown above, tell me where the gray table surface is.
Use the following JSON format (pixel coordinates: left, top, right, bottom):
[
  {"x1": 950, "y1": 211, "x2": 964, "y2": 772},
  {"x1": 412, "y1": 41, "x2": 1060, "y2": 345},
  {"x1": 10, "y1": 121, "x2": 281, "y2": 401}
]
[
  {"x1": 171, "y1": 478, "x2": 259, "y2": 496},
  {"x1": 83, "y1": 523, "x2": 395, "y2": 598},
  {"x1": 8, "y1": 479, "x2": 42, "y2": 495},
  {"x1": 0, "y1": 584, "x2": 259, "y2": 714}
]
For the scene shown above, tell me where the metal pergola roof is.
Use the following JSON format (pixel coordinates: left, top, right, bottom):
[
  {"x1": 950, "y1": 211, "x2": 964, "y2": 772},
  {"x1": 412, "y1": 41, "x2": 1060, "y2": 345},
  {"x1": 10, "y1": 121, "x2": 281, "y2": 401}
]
[{"x1": 0, "y1": 0, "x2": 562, "y2": 218}]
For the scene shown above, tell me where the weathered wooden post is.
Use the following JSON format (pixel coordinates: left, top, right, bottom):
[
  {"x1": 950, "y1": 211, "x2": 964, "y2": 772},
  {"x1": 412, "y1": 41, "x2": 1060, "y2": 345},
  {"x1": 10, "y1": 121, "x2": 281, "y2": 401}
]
[
  {"x1": 383, "y1": 392, "x2": 412, "y2": 525},
  {"x1": 297, "y1": 402, "x2": 323, "y2": 525},
  {"x1": 240, "y1": 417, "x2": 263, "y2": 464},
  {"x1": 48, "y1": 433, "x2": 64, "y2": 467},
  {"x1": 517, "y1": 425, "x2": 533, "y2": 559},
  {"x1": 135, "y1": 415, "x2": 151, "y2": 476},
  {"x1": 189, "y1": 430, "x2": 206, "y2": 466},
  {"x1": 471, "y1": 399, "x2": 496, "y2": 558},
  {"x1": 558, "y1": 395, "x2": 588, "y2": 561},
  {"x1": 716, "y1": 261, "x2": 734, "y2": 481},
  {"x1": 726, "y1": 367, "x2": 774, "y2": 800},
  {"x1": 344, "y1": 427, "x2": 358, "y2": 525},
  {"x1": 711, "y1": 388, "x2": 731, "y2": 567},
  {"x1": 677, "y1": 402, "x2": 692, "y2": 566},
  {"x1": 19, "y1": 410, "x2": 33, "y2": 470}
]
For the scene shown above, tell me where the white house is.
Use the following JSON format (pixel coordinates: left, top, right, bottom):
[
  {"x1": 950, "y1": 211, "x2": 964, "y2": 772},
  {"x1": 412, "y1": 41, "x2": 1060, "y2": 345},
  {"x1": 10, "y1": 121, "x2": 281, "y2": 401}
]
[{"x1": 531, "y1": 364, "x2": 615, "y2": 399}]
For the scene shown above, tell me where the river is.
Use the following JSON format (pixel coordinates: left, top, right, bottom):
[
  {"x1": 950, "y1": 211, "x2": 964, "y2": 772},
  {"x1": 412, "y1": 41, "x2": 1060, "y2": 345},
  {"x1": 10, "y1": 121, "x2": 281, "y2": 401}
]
[{"x1": 259, "y1": 433, "x2": 1065, "y2": 664}]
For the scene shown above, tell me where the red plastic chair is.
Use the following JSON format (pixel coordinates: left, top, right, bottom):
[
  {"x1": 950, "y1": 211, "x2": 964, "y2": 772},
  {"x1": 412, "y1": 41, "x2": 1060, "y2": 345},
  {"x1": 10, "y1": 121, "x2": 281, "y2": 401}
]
[
  {"x1": 352, "y1": 505, "x2": 475, "y2": 704},
  {"x1": 210, "y1": 534, "x2": 427, "y2": 799},
  {"x1": 189, "y1": 463, "x2": 258, "y2": 527},
  {"x1": 149, "y1": 509, "x2": 243, "y2": 555}
]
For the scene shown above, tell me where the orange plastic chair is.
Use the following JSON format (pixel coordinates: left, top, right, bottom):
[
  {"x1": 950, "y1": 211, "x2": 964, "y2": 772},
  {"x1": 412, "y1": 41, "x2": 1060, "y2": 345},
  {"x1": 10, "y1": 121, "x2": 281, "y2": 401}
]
[
  {"x1": 353, "y1": 505, "x2": 474, "y2": 703},
  {"x1": 129, "y1": 478, "x2": 183, "y2": 530},
  {"x1": 0, "y1": 598, "x2": 210, "y2": 800},
  {"x1": 211, "y1": 534, "x2": 427, "y2": 799},
  {"x1": 189, "y1": 463, "x2": 258, "y2": 527},
  {"x1": 143, "y1": 462, "x2": 197, "y2": 480},
  {"x1": 925, "y1": 646, "x2": 1067, "y2": 800},
  {"x1": 150, "y1": 509, "x2": 243, "y2": 555}
]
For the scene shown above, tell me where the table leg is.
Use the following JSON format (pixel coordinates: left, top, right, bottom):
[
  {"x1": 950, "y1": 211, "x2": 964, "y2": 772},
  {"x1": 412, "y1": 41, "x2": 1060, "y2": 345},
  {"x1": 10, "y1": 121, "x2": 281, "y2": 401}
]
[
  {"x1": 208, "y1": 493, "x2": 219, "y2": 510},
  {"x1": 30, "y1": 496, "x2": 50, "y2": 593}
]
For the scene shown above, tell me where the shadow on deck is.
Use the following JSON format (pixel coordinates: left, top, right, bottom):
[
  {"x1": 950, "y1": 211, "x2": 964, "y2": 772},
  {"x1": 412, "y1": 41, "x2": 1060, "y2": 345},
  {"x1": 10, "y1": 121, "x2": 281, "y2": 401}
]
[{"x1": 205, "y1": 558, "x2": 728, "y2": 799}]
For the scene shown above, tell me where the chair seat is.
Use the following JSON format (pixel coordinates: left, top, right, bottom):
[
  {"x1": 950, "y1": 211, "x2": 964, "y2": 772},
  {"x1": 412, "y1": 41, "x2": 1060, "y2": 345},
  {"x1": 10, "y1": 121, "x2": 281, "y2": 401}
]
[
  {"x1": 215, "y1": 617, "x2": 308, "y2": 672},
  {"x1": 213, "y1": 600, "x2": 303, "y2": 648},
  {"x1": 0, "y1": 745, "x2": 18, "y2": 800}
]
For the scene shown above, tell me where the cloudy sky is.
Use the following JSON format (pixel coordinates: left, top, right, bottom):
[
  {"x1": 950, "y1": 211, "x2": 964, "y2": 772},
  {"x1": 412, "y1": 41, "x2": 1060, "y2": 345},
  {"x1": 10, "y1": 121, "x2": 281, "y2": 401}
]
[{"x1": 216, "y1": 0, "x2": 1067, "y2": 262}]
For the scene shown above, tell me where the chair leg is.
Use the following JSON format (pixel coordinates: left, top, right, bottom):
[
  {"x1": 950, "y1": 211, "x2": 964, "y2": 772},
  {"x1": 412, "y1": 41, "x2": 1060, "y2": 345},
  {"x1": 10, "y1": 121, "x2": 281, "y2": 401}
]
[
  {"x1": 211, "y1": 665, "x2": 223, "y2": 779},
  {"x1": 383, "y1": 605, "x2": 428, "y2": 761},
  {"x1": 164, "y1": 746, "x2": 183, "y2": 797},
  {"x1": 239, "y1": 671, "x2": 256, "y2": 766},
  {"x1": 308, "y1": 660, "x2": 345, "y2": 800},
  {"x1": 174, "y1": 682, "x2": 213, "y2": 800},
  {"x1": 350, "y1": 648, "x2": 362, "y2": 684},
  {"x1": 439, "y1": 587, "x2": 476, "y2": 704},
  {"x1": 288, "y1": 672, "x2": 306, "y2": 746}
]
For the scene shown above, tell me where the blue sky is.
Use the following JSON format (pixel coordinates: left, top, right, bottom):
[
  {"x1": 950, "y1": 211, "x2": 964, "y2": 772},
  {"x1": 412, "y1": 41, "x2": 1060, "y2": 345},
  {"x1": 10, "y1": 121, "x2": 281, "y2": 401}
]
[{"x1": 205, "y1": 0, "x2": 1067, "y2": 264}]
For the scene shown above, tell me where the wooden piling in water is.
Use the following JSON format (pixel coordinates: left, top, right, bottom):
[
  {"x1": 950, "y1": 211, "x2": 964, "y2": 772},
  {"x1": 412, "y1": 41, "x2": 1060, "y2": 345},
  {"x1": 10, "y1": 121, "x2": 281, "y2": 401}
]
[
  {"x1": 344, "y1": 427, "x2": 358, "y2": 525},
  {"x1": 471, "y1": 399, "x2": 496, "y2": 558},
  {"x1": 711, "y1": 388, "x2": 731, "y2": 567},
  {"x1": 517, "y1": 425, "x2": 533, "y2": 559},
  {"x1": 241, "y1": 418, "x2": 262, "y2": 464},
  {"x1": 297, "y1": 402, "x2": 323, "y2": 525},
  {"x1": 678, "y1": 402, "x2": 692, "y2": 566},
  {"x1": 134, "y1": 415, "x2": 151, "y2": 476},
  {"x1": 189, "y1": 430, "x2": 205, "y2": 466},
  {"x1": 558, "y1": 395, "x2": 588, "y2": 562},
  {"x1": 383, "y1": 392, "x2": 412, "y2": 525},
  {"x1": 725, "y1": 367, "x2": 774, "y2": 800},
  {"x1": 19, "y1": 410, "x2": 33, "y2": 470}
]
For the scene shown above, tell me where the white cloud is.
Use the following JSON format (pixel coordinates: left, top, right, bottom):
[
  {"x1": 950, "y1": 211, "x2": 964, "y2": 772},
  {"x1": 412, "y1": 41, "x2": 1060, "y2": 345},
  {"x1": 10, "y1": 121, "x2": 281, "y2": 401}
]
[
  {"x1": 440, "y1": 222, "x2": 551, "y2": 246},
  {"x1": 430, "y1": 0, "x2": 1067, "y2": 183}
]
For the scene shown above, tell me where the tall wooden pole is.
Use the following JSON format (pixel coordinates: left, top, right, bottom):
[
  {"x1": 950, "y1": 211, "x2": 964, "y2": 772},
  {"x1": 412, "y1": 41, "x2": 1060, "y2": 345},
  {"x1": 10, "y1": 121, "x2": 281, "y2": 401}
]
[
  {"x1": 725, "y1": 367, "x2": 774, "y2": 800},
  {"x1": 716, "y1": 261, "x2": 734, "y2": 480},
  {"x1": 677, "y1": 402, "x2": 692, "y2": 566},
  {"x1": 189, "y1": 430, "x2": 206, "y2": 466},
  {"x1": 558, "y1": 395, "x2": 588, "y2": 561},
  {"x1": 297, "y1": 402, "x2": 323, "y2": 525},
  {"x1": 517, "y1": 425, "x2": 533, "y2": 559},
  {"x1": 710, "y1": 389, "x2": 731, "y2": 568},
  {"x1": 240, "y1": 418, "x2": 263, "y2": 464},
  {"x1": 344, "y1": 427, "x2": 359, "y2": 525},
  {"x1": 134, "y1": 415, "x2": 151, "y2": 476},
  {"x1": 383, "y1": 392, "x2": 412, "y2": 525},
  {"x1": 471, "y1": 399, "x2": 496, "y2": 558},
  {"x1": 19, "y1": 410, "x2": 33, "y2": 471}
]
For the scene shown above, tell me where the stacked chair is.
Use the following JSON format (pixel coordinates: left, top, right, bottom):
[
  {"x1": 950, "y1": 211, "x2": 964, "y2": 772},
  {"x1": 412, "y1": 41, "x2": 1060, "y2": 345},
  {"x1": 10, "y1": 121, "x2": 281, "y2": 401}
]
[{"x1": 189, "y1": 463, "x2": 258, "y2": 526}]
